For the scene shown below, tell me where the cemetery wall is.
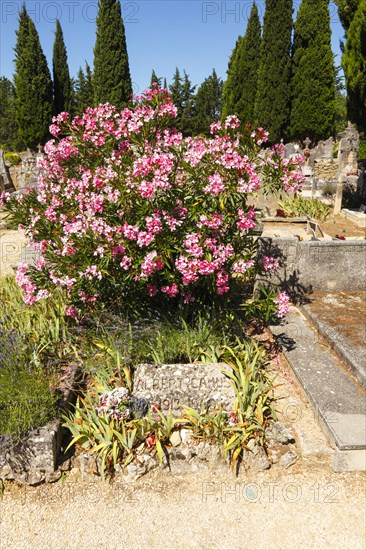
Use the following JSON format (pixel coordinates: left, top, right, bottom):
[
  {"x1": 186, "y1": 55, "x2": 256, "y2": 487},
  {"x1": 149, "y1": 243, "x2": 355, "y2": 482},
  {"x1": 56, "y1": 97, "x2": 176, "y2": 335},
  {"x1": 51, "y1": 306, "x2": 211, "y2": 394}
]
[{"x1": 259, "y1": 238, "x2": 366, "y2": 292}]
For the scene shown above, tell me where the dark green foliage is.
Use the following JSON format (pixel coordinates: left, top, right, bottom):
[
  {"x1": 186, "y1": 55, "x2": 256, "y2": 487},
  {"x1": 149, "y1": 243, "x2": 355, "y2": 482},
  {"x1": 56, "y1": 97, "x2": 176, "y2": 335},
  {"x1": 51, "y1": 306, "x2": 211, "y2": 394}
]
[
  {"x1": 334, "y1": 0, "x2": 360, "y2": 32},
  {"x1": 150, "y1": 70, "x2": 162, "y2": 87},
  {"x1": 254, "y1": 0, "x2": 293, "y2": 142},
  {"x1": 93, "y1": 0, "x2": 132, "y2": 108},
  {"x1": 169, "y1": 68, "x2": 196, "y2": 136},
  {"x1": 73, "y1": 63, "x2": 94, "y2": 116},
  {"x1": 290, "y1": 0, "x2": 336, "y2": 142},
  {"x1": 52, "y1": 19, "x2": 71, "y2": 115},
  {"x1": 193, "y1": 69, "x2": 223, "y2": 135},
  {"x1": 335, "y1": 91, "x2": 348, "y2": 134},
  {"x1": 222, "y1": 3, "x2": 261, "y2": 125},
  {"x1": 342, "y1": 0, "x2": 366, "y2": 133},
  {"x1": 222, "y1": 36, "x2": 243, "y2": 120},
  {"x1": 0, "y1": 77, "x2": 17, "y2": 150},
  {"x1": 13, "y1": 5, "x2": 53, "y2": 149}
]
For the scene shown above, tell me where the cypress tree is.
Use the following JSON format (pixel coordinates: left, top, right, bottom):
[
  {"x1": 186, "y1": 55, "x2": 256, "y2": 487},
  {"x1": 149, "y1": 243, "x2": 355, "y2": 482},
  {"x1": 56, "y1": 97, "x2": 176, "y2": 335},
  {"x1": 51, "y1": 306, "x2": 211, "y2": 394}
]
[
  {"x1": 93, "y1": 0, "x2": 132, "y2": 108},
  {"x1": 52, "y1": 19, "x2": 71, "y2": 115},
  {"x1": 194, "y1": 69, "x2": 223, "y2": 135},
  {"x1": 169, "y1": 69, "x2": 196, "y2": 136},
  {"x1": 235, "y1": 3, "x2": 261, "y2": 125},
  {"x1": 0, "y1": 77, "x2": 17, "y2": 150},
  {"x1": 342, "y1": 0, "x2": 366, "y2": 133},
  {"x1": 73, "y1": 63, "x2": 94, "y2": 115},
  {"x1": 290, "y1": 0, "x2": 336, "y2": 142},
  {"x1": 254, "y1": 0, "x2": 293, "y2": 142},
  {"x1": 222, "y1": 36, "x2": 243, "y2": 119},
  {"x1": 14, "y1": 4, "x2": 53, "y2": 149},
  {"x1": 150, "y1": 70, "x2": 162, "y2": 88},
  {"x1": 334, "y1": 0, "x2": 359, "y2": 33}
]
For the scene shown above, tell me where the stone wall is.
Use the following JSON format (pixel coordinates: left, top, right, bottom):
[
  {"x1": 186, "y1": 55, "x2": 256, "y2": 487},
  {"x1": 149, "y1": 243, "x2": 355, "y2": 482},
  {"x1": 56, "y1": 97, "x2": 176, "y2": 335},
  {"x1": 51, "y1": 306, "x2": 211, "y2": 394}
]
[
  {"x1": 258, "y1": 238, "x2": 366, "y2": 295},
  {"x1": 314, "y1": 161, "x2": 339, "y2": 182}
]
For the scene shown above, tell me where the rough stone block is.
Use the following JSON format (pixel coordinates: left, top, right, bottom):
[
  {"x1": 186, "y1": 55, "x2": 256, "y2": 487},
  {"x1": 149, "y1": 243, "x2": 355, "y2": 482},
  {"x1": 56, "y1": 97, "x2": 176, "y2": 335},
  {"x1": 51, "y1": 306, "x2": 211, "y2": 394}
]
[{"x1": 0, "y1": 420, "x2": 62, "y2": 485}]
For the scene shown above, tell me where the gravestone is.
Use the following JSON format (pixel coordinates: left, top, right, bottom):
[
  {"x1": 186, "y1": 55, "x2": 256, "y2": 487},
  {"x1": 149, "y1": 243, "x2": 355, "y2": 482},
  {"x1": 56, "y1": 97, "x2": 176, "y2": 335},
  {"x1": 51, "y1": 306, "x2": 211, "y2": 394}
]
[
  {"x1": 0, "y1": 150, "x2": 14, "y2": 192},
  {"x1": 284, "y1": 143, "x2": 296, "y2": 158},
  {"x1": 303, "y1": 137, "x2": 311, "y2": 150},
  {"x1": 322, "y1": 137, "x2": 335, "y2": 161},
  {"x1": 133, "y1": 363, "x2": 235, "y2": 416},
  {"x1": 338, "y1": 122, "x2": 359, "y2": 175},
  {"x1": 302, "y1": 165, "x2": 314, "y2": 178}
]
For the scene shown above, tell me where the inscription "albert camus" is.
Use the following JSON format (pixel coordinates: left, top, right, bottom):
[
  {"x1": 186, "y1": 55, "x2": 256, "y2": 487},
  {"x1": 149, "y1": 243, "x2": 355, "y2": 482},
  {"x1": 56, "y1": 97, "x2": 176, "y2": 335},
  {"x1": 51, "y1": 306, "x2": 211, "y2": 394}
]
[{"x1": 134, "y1": 375, "x2": 227, "y2": 393}]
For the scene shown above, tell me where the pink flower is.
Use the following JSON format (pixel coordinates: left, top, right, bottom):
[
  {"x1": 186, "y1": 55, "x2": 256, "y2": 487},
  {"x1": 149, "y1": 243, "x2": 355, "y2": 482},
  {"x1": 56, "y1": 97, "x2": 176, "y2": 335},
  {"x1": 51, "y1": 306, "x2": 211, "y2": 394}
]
[
  {"x1": 161, "y1": 283, "x2": 179, "y2": 297},
  {"x1": 112, "y1": 244, "x2": 126, "y2": 257},
  {"x1": 197, "y1": 212, "x2": 223, "y2": 229},
  {"x1": 210, "y1": 121, "x2": 222, "y2": 134},
  {"x1": 203, "y1": 172, "x2": 225, "y2": 195},
  {"x1": 237, "y1": 208, "x2": 256, "y2": 231},
  {"x1": 274, "y1": 291, "x2": 290, "y2": 318},
  {"x1": 232, "y1": 259, "x2": 255, "y2": 273},
  {"x1": 216, "y1": 269, "x2": 229, "y2": 295},
  {"x1": 140, "y1": 251, "x2": 164, "y2": 277},
  {"x1": 251, "y1": 127, "x2": 269, "y2": 145},
  {"x1": 224, "y1": 115, "x2": 240, "y2": 129},
  {"x1": 65, "y1": 306, "x2": 78, "y2": 318},
  {"x1": 147, "y1": 284, "x2": 158, "y2": 297},
  {"x1": 262, "y1": 256, "x2": 279, "y2": 273}
]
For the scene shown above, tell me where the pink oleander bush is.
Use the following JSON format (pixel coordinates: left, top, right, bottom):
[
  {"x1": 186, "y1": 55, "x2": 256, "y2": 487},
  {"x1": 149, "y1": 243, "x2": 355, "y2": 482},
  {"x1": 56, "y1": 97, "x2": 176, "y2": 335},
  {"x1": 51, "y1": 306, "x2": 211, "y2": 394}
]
[{"x1": 1, "y1": 86, "x2": 304, "y2": 319}]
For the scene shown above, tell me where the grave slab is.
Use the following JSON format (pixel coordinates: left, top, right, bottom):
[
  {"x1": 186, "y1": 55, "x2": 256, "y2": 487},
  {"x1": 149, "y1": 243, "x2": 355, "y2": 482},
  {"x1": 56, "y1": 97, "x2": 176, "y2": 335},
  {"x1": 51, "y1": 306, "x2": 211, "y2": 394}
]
[
  {"x1": 133, "y1": 363, "x2": 235, "y2": 417},
  {"x1": 301, "y1": 291, "x2": 366, "y2": 388},
  {"x1": 270, "y1": 306, "x2": 366, "y2": 471}
]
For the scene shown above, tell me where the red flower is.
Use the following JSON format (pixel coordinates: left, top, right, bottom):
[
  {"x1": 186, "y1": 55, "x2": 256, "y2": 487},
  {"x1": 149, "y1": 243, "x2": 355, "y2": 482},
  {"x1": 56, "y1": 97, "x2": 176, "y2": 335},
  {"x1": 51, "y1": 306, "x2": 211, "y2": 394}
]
[{"x1": 146, "y1": 436, "x2": 156, "y2": 447}]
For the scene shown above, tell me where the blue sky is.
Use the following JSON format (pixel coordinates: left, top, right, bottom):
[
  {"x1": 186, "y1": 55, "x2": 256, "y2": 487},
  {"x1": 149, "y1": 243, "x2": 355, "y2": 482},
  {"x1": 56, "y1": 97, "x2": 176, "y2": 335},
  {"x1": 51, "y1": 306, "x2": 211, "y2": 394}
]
[{"x1": 1, "y1": 1, "x2": 344, "y2": 94}]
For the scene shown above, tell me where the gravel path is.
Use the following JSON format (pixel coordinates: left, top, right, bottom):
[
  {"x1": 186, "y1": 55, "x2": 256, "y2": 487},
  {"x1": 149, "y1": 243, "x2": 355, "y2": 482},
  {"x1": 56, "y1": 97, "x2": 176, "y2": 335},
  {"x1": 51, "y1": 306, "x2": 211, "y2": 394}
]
[{"x1": 1, "y1": 459, "x2": 365, "y2": 550}]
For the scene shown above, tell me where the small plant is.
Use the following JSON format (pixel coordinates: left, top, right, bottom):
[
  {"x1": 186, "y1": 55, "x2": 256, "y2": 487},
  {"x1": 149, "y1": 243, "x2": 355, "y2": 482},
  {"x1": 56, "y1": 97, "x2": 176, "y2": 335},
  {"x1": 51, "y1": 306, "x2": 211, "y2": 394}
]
[
  {"x1": 278, "y1": 195, "x2": 330, "y2": 221},
  {"x1": 63, "y1": 388, "x2": 177, "y2": 478},
  {"x1": 4, "y1": 152, "x2": 21, "y2": 166},
  {"x1": 181, "y1": 338, "x2": 276, "y2": 472},
  {"x1": 321, "y1": 182, "x2": 337, "y2": 198}
]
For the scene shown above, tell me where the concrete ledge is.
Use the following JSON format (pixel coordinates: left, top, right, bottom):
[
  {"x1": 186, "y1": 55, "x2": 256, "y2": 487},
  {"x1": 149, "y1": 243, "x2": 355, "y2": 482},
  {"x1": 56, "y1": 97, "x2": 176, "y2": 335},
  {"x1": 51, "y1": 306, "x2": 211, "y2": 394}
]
[
  {"x1": 301, "y1": 299, "x2": 366, "y2": 389},
  {"x1": 270, "y1": 306, "x2": 366, "y2": 471},
  {"x1": 341, "y1": 209, "x2": 366, "y2": 228},
  {"x1": 333, "y1": 448, "x2": 366, "y2": 472}
]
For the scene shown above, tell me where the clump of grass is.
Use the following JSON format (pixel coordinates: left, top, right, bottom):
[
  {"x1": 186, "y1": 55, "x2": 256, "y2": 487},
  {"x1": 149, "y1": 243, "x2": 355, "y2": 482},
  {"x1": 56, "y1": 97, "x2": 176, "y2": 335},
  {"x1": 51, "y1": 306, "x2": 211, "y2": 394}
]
[
  {"x1": 0, "y1": 324, "x2": 58, "y2": 440},
  {"x1": 0, "y1": 276, "x2": 70, "y2": 441}
]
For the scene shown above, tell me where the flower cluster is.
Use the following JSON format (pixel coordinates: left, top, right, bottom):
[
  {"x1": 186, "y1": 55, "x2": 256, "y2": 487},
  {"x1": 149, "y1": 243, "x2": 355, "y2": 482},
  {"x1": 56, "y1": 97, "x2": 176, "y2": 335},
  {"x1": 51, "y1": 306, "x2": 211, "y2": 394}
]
[
  {"x1": 262, "y1": 256, "x2": 280, "y2": 273},
  {"x1": 3, "y1": 87, "x2": 304, "y2": 316},
  {"x1": 274, "y1": 291, "x2": 290, "y2": 318},
  {"x1": 95, "y1": 387, "x2": 131, "y2": 420}
]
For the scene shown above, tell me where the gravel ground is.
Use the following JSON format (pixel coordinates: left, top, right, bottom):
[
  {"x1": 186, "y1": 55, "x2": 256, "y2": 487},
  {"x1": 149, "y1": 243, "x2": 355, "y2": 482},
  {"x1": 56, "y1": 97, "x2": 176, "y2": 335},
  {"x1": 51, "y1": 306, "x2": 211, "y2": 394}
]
[{"x1": 1, "y1": 463, "x2": 365, "y2": 550}]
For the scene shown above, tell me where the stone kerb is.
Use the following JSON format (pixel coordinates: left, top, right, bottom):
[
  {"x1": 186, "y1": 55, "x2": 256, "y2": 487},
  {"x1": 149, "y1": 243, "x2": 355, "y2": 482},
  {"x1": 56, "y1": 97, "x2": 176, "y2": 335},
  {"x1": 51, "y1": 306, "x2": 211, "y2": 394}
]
[{"x1": 133, "y1": 363, "x2": 235, "y2": 416}]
